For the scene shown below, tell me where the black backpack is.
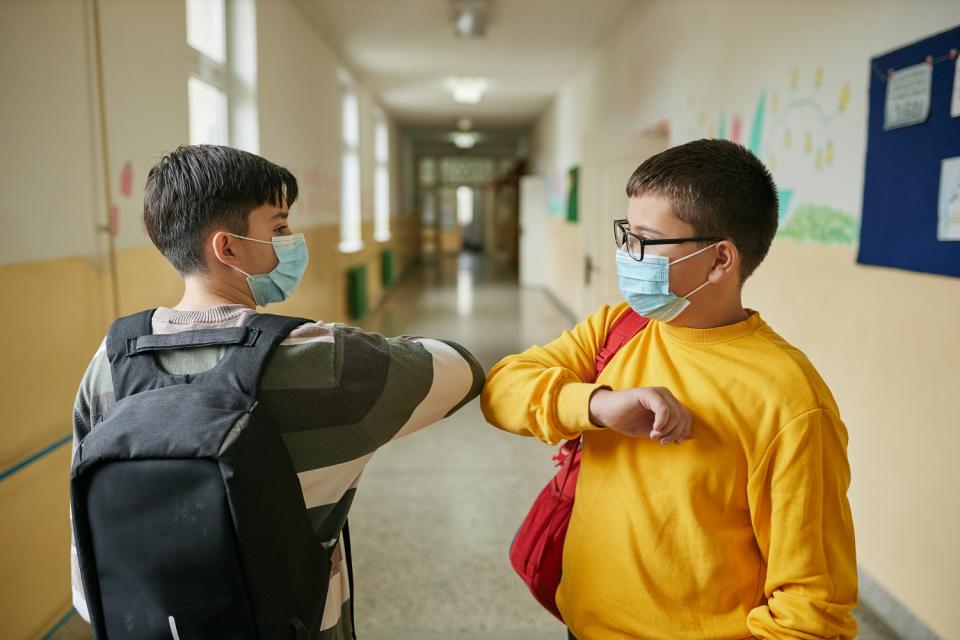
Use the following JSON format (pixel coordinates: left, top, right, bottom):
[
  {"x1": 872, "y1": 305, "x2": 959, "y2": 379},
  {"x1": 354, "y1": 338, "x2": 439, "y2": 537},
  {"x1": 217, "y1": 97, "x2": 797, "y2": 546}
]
[{"x1": 71, "y1": 310, "x2": 350, "y2": 639}]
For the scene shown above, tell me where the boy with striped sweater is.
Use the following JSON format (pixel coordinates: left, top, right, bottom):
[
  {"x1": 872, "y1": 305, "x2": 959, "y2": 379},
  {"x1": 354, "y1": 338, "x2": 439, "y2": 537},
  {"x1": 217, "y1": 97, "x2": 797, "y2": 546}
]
[{"x1": 71, "y1": 145, "x2": 484, "y2": 639}]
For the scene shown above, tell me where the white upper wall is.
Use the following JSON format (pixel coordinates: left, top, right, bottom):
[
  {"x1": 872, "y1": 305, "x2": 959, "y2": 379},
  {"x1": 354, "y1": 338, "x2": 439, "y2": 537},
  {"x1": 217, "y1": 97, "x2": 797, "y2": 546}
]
[
  {"x1": 534, "y1": 0, "x2": 958, "y2": 233},
  {"x1": 0, "y1": 0, "x2": 397, "y2": 266}
]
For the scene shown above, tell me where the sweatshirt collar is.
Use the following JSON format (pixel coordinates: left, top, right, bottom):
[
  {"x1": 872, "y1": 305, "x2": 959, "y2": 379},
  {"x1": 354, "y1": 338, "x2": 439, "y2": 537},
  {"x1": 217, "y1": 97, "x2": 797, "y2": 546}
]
[{"x1": 656, "y1": 309, "x2": 765, "y2": 345}]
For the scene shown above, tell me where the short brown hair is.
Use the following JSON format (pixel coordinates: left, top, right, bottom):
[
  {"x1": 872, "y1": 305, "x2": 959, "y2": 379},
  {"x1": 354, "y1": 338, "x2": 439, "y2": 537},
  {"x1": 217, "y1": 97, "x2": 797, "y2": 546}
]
[{"x1": 625, "y1": 139, "x2": 778, "y2": 281}]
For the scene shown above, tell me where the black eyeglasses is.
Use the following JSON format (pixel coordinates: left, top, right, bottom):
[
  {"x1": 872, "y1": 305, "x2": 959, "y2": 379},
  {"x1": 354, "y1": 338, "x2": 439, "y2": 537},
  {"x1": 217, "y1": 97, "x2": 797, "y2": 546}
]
[{"x1": 614, "y1": 219, "x2": 722, "y2": 262}]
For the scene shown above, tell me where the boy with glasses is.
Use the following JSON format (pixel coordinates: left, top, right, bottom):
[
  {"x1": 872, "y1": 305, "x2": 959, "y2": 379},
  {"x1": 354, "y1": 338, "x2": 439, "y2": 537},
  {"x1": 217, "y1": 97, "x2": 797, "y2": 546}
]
[{"x1": 482, "y1": 139, "x2": 857, "y2": 639}]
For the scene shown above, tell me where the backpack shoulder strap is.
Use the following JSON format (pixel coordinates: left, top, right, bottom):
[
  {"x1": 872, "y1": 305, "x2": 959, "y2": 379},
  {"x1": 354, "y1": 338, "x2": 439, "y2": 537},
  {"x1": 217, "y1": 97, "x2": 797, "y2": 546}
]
[
  {"x1": 594, "y1": 308, "x2": 649, "y2": 375},
  {"x1": 124, "y1": 326, "x2": 259, "y2": 355},
  {"x1": 220, "y1": 313, "x2": 313, "y2": 396},
  {"x1": 105, "y1": 309, "x2": 169, "y2": 401},
  {"x1": 342, "y1": 520, "x2": 357, "y2": 639},
  {"x1": 562, "y1": 309, "x2": 649, "y2": 447}
]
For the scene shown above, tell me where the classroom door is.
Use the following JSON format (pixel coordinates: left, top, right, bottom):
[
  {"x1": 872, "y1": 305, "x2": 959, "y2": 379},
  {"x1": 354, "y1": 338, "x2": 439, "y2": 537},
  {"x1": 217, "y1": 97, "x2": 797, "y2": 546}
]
[
  {"x1": 519, "y1": 175, "x2": 548, "y2": 288},
  {"x1": 580, "y1": 131, "x2": 668, "y2": 315}
]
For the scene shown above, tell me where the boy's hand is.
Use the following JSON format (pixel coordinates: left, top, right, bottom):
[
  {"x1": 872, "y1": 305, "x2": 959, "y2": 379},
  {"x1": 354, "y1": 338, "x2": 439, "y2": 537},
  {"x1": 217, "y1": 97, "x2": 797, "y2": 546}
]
[{"x1": 588, "y1": 387, "x2": 692, "y2": 444}]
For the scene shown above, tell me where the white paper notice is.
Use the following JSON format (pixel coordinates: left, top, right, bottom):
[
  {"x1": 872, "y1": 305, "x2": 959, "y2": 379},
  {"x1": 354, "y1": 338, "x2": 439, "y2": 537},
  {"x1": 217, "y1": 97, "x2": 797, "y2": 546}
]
[
  {"x1": 938, "y1": 156, "x2": 960, "y2": 241},
  {"x1": 951, "y1": 57, "x2": 960, "y2": 118},
  {"x1": 884, "y1": 63, "x2": 933, "y2": 130}
]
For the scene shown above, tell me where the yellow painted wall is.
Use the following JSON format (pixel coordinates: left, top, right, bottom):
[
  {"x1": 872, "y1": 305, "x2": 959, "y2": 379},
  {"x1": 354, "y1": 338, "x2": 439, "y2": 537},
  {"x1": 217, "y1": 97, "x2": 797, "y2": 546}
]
[
  {"x1": 745, "y1": 241, "x2": 960, "y2": 636},
  {"x1": 531, "y1": 186, "x2": 960, "y2": 631},
  {"x1": 529, "y1": 1, "x2": 960, "y2": 636},
  {"x1": 0, "y1": 448, "x2": 74, "y2": 640}
]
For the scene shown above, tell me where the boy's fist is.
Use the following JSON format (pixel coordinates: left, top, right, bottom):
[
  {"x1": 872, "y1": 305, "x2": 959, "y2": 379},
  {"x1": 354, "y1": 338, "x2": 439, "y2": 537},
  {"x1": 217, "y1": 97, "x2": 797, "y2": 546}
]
[{"x1": 588, "y1": 387, "x2": 692, "y2": 444}]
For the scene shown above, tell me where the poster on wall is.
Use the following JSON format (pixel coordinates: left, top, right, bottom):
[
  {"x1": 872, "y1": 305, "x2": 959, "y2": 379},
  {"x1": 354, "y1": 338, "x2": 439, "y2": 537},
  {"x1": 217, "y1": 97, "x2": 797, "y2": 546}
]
[
  {"x1": 939, "y1": 156, "x2": 960, "y2": 241},
  {"x1": 883, "y1": 63, "x2": 933, "y2": 130},
  {"x1": 677, "y1": 61, "x2": 861, "y2": 247},
  {"x1": 858, "y1": 24, "x2": 960, "y2": 278},
  {"x1": 951, "y1": 55, "x2": 960, "y2": 117}
]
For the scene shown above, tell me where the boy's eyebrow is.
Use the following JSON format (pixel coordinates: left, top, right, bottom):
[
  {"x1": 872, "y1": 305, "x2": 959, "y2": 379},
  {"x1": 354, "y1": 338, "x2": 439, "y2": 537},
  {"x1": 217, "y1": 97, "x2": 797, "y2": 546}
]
[{"x1": 273, "y1": 211, "x2": 289, "y2": 220}]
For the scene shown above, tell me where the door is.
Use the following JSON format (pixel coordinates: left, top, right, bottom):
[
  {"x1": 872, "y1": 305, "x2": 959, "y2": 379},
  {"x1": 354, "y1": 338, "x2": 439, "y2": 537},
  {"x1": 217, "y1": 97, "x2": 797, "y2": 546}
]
[
  {"x1": 579, "y1": 131, "x2": 668, "y2": 316},
  {"x1": 519, "y1": 175, "x2": 547, "y2": 288}
]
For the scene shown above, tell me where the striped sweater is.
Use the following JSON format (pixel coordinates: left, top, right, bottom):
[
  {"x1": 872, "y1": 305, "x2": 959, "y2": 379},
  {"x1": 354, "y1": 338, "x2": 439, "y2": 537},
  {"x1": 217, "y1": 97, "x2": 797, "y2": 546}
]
[{"x1": 71, "y1": 305, "x2": 485, "y2": 639}]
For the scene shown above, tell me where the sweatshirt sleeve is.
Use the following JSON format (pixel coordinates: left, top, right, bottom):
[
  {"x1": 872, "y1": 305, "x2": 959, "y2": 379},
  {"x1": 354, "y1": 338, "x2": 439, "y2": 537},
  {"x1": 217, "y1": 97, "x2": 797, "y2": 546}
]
[
  {"x1": 746, "y1": 408, "x2": 859, "y2": 639},
  {"x1": 480, "y1": 304, "x2": 626, "y2": 445},
  {"x1": 385, "y1": 336, "x2": 486, "y2": 440}
]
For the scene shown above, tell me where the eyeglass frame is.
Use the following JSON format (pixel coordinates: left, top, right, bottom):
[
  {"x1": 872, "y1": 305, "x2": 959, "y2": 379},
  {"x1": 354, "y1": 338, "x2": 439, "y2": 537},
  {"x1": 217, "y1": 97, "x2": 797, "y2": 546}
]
[{"x1": 613, "y1": 218, "x2": 723, "y2": 262}]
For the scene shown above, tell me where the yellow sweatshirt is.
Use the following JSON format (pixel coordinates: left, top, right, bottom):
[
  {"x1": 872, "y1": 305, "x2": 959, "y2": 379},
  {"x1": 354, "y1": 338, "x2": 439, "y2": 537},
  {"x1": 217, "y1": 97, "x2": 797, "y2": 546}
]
[{"x1": 481, "y1": 304, "x2": 857, "y2": 640}]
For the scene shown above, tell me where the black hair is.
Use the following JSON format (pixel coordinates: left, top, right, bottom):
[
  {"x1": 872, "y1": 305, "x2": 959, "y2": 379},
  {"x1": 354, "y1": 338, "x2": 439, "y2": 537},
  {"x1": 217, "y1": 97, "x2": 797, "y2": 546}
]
[{"x1": 143, "y1": 145, "x2": 298, "y2": 274}]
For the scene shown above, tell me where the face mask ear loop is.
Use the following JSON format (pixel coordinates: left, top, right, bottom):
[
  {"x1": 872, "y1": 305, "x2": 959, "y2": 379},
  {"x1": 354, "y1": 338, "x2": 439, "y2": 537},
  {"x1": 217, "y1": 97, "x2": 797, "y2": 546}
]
[
  {"x1": 681, "y1": 279, "x2": 711, "y2": 300},
  {"x1": 227, "y1": 264, "x2": 253, "y2": 279},
  {"x1": 669, "y1": 241, "x2": 720, "y2": 267},
  {"x1": 225, "y1": 232, "x2": 274, "y2": 245},
  {"x1": 212, "y1": 232, "x2": 254, "y2": 278}
]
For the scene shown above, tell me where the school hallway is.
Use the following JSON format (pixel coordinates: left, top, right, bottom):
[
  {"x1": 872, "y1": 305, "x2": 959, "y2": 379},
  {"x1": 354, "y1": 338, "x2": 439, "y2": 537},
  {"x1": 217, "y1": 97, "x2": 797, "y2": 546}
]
[
  {"x1": 5, "y1": 1, "x2": 960, "y2": 638},
  {"x1": 43, "y1": 252, "x2": 900, "y2": 640},
  {"x1": 48, "y1": 251, "x2": 901, "y2": 640}
]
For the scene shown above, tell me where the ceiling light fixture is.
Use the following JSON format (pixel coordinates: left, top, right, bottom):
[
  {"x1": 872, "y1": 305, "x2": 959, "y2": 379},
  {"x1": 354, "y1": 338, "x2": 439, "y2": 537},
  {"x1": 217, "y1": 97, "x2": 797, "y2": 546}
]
[
  {"x1": 452, "y1": 0, "x2": 490, "y2": 39},
  {"x1": 452, "y1": 132, "x2": 479, "y2": 149},
  {"x1": 447, "y1": 77, "x2": 487, "y2": 104}
]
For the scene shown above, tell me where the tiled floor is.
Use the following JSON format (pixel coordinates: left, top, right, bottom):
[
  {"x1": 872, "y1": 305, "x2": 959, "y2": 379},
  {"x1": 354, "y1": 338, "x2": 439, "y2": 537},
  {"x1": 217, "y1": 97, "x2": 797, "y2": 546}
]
[{"x1": 52, "y1": 254, "x2": 898, "y2": 639}]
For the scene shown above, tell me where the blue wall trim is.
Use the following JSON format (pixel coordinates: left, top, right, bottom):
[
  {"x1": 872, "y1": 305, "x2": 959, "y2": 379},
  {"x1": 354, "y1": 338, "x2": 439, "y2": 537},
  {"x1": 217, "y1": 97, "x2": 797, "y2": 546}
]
[{"x1": 0, "y1": 434, "x2": 71, "y2": 482}]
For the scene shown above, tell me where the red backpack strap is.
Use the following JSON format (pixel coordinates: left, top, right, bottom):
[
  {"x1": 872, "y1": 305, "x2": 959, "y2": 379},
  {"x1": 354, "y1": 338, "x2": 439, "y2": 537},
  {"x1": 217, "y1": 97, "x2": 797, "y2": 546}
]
[
  {"x1": 594, "y1": 309, "x2": 649, "y2": 375},
  {"x1": 562, "y1": 309, "x2": 649, "y2": 450}
]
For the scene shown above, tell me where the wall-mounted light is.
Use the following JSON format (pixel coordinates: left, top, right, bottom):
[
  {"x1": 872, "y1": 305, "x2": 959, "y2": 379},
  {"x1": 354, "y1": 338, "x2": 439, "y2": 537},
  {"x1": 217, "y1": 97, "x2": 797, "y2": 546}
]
[{"x1": 447, "y1": 77, "x2": 487, "y2": 104}]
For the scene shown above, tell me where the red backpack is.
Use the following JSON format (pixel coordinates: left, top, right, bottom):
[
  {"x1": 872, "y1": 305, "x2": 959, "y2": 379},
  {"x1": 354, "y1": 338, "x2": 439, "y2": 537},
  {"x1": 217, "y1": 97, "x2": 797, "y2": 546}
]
[{"x1": 508, "y1": 309, "x2": 649, "y2": 621}]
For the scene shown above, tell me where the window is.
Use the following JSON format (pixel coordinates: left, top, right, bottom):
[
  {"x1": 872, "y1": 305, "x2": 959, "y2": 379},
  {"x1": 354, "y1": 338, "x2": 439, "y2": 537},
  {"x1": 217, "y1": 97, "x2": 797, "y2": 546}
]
[
  {"x1": 188, "y1": 75, "x2": 228, "y2": 145},
  {"x1": 374, "y1": 118, "x2": 391, "y2": 242},
  {"x1": 186, "y1": 0, "x2": 258, "y2": 151},
  {"x1": 339, "y1": 83, "x2": 363, "y2": 253},
  {"x1": 456, "y1": 186, "x2": 474, "y2": 226},
  {"x1": 419, "y1": 157, "x2": 437, "y2": 187},
  {"x1": 441, "y1": 157, "x2": 495, "y2": 184},
  {"x1": 187, "y1": 0, "x2": 225, "y2": 63}
]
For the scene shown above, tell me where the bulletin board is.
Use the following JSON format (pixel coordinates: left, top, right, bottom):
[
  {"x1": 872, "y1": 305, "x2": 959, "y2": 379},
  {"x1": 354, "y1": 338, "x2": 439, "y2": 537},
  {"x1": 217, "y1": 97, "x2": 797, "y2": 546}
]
[{"x1": 857, "y1": 25, "x2": 960, "y2": 278}]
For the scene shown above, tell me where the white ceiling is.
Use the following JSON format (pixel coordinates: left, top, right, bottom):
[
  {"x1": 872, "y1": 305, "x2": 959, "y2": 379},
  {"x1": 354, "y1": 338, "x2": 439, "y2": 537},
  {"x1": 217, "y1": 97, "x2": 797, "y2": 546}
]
[{"x1": 295, "y1": 0, "x2": 639, "y2": 129}]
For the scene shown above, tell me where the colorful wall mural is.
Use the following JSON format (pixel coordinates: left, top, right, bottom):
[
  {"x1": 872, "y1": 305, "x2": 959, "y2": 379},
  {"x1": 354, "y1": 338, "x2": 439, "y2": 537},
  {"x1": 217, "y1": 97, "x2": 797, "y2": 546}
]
[{"x1": 684, "y1": 66, "x2": 861, "y2": 246}]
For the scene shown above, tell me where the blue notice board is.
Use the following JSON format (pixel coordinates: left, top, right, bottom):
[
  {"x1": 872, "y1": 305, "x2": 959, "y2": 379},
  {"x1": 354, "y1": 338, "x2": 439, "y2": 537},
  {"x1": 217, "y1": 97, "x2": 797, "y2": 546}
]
[{"x1": 858, "y1": 25, "x2": 960, "y2": 278}]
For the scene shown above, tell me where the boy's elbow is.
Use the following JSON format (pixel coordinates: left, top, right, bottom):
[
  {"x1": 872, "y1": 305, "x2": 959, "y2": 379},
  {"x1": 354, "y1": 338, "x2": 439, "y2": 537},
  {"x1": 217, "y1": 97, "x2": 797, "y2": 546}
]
[
  {"x1": 479, "y1": 384, "x2": 495, "y2": 422},
  {"x1": 479, "y1": 373, "x2": 515, "y2": 430}
]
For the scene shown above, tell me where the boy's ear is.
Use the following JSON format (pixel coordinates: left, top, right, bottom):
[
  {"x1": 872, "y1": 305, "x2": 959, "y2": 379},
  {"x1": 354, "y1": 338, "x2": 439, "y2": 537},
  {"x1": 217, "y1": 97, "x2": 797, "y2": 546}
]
[
  {"x1": 707, "y1": 240, "x2": 740, "y2": 284},
  {"x1": 209, "y1": 230, "x2": 240, "y2": 267}
]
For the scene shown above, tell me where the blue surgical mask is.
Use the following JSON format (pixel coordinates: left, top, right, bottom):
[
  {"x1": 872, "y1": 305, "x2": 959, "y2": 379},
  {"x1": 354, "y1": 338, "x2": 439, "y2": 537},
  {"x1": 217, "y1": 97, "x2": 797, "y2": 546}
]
[
  {"x1": 222, "y1": 233, "x2": 309, "y2": 306},
  {"x1": 616, "y1": 243, "x2": 717, "y2": 322}
]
